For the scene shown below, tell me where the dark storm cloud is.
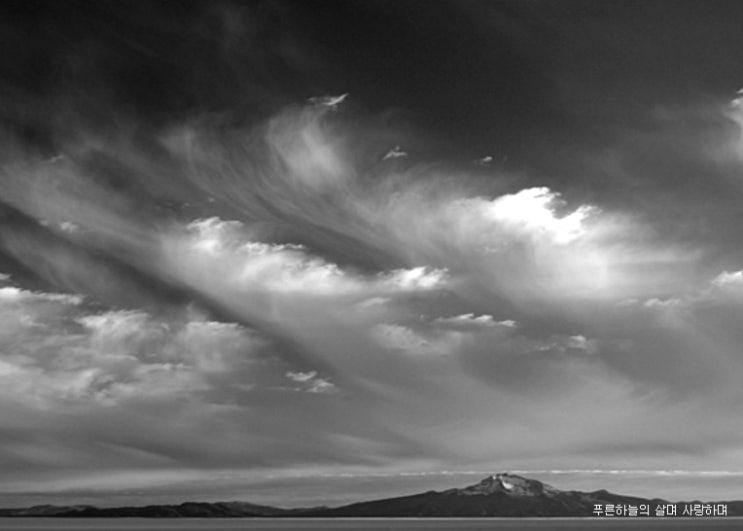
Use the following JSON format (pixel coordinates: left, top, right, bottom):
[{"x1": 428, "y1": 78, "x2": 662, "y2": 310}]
[
  {"x1": 0, "y1": 1, "x2": 313, "y2": 121},
  {"x1": 0, "y1": 0, "x2": 560, "y2": 159}
]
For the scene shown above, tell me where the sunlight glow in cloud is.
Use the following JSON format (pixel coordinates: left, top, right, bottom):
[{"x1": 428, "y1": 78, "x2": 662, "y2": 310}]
[
  {"x1": 167, "y1": 216, "x2": 450, "y2": 303},
  {"x1": 472, "y1": 187, "x2": 594, "y2": 245}
]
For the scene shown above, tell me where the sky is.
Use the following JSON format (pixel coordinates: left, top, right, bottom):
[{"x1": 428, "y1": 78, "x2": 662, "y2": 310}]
[{"x1": 3, "y1": 0, "x2": 743, "y2": 507}]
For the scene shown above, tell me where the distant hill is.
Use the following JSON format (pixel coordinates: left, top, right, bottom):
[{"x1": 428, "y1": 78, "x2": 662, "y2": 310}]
[
  {"x1": 0, "y1": 501, "x2": 302, "y2": 518},
  {"x1": 2, "y1": 473, "x2": 742, "y2": 517}
]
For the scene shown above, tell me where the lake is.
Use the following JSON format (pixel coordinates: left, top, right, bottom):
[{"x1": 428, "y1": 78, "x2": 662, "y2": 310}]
[{"x1": 1, "y1": 518, "x2": 742, "y2": 530}]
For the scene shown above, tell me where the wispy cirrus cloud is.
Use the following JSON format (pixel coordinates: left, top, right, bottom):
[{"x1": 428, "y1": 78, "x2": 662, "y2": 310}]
[{"x1": 2, "y1": 80, "x2": 743, "y2": 504}]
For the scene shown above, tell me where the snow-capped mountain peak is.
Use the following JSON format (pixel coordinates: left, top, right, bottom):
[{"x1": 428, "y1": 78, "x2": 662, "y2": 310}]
[{"x1": 453, "y1": 473, "x2": 559, "y2": 497}]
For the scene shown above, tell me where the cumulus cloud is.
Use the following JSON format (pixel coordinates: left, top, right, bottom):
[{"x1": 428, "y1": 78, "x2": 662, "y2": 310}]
[
  {"x1": 0, "y1": 289, "x2": 271, "y2": 409},
  {"x1": 468, "y1": 187, "x2": 594, "y2": 245},
  {"x1": 169, "y1": 216, "x2": 448, "y2": 299}
]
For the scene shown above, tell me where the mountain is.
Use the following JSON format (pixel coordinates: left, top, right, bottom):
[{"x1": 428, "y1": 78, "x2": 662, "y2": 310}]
[
  {"x1": 1, "y1": 473, "x2": 742, "y2": 517},
  {"x1": 0, "y1": 505, "x2": 96, "y2": 517},
  {"x1": 0, "y1": 501, "x2": 301, "y2": 518},
  {"x1": 303, "y1": 473, "x2": 743, "y2": 517}
]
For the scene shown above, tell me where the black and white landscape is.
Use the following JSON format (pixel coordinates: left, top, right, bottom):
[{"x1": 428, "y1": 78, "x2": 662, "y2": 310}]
[{"x1": 3, "y1": 0, "x2": 743, "y2": 513}]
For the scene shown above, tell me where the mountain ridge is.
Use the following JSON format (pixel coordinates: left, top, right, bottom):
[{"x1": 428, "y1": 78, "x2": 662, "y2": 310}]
[{"x1": 2, "y1": 473, "x2": 741, "y2": 518}]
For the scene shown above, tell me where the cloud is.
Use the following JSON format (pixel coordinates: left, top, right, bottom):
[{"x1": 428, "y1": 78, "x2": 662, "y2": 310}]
[
  {"x1": 466, "y1": 187, "x2": 594, "y2": 245},
  {"x1": 0, "y1": 285, "x2": 83, "y2": 305},
  {"x1": 383, "y1": 146, "x2": 407, "y2": 160},
  {"x1": 0, "y1": 280, "x2": 433, "y2": 479},
  {"x1": 0, "y1": 291, "x2": 266, "y2": 409},
  {"x1": 370, "y1": 183, "x2": 699, "y2": 310},
  {"x1": 170, "y1": 216, "x2": 448, "y2": 298},
  {"x1": 286, "y1": 370, "x2": 317, "y2": 383},
  {"x1": 167, "y1": 101, "x2": 698, "y2": 311},
  {"x1": 373, "y1": 324, "x2": 432, "y2": 353},
  {"x1": 434, "y1": 313, "x2": 516, "y2": 330},
  {"x1": 308, "y1": 93, "x2": 349, "y2": 108},
  {"x1": 3, "y1": 88, "x2": 743, "y2": 503},
  {"x1": 0, "y1": 97, "x2": 689, "y2": 320},
  {"x1": 285, "y1": 370, "x2": 337, "y2": 394},
  {"x1": 306, "y1": 378, "x2": 337, "y2": 394},
  {"x1": 381, "y1": 267, "x2": 448, "y2": 291},
  {"x1": 710, "y1": 269, "x2": 743, "y2": 288},
  {"x1": 7, "y1": 1, "x2": 743, "y2": 507}
]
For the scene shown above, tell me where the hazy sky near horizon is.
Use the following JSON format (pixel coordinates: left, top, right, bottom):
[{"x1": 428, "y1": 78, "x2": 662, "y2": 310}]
[{"x1": 4, "y1": 0, "x2": 743, "y2": 505}]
